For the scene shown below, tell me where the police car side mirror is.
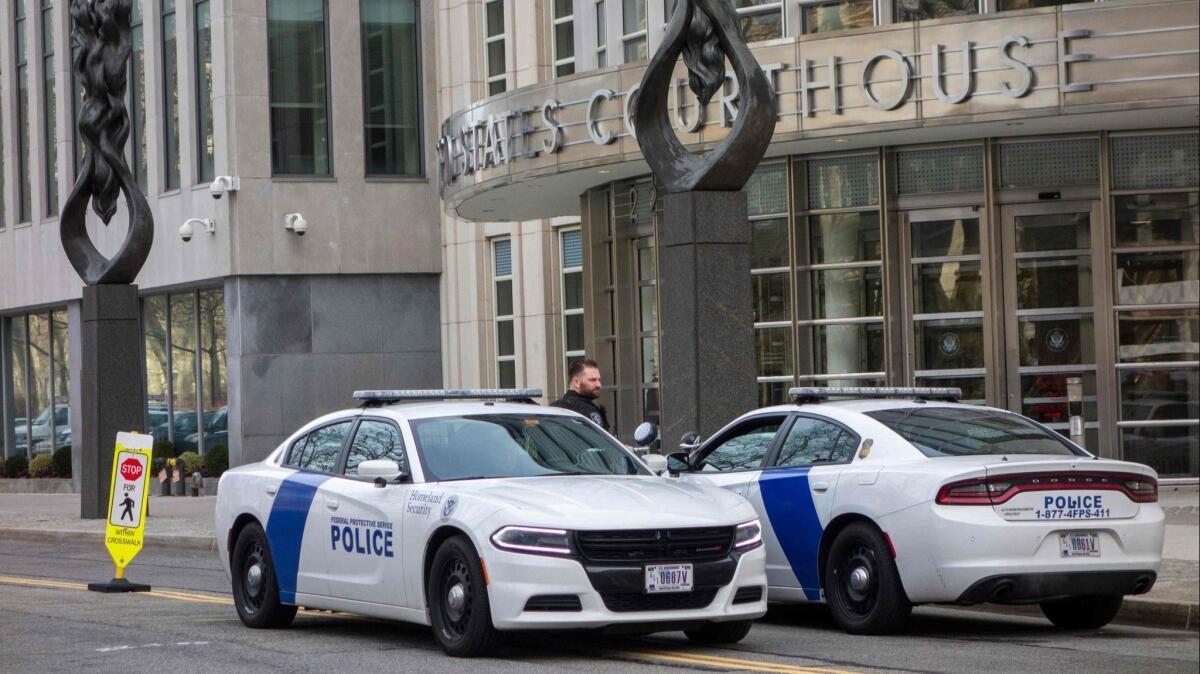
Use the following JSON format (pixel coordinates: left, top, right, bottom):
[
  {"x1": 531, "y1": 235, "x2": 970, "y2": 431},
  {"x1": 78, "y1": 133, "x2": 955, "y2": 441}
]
[
  {"x1": 359, "y1": 459, "x2": 406, "y2": 486},
  {"x1": 666, "y1": 451, "x2": 691, "y2": 476}
]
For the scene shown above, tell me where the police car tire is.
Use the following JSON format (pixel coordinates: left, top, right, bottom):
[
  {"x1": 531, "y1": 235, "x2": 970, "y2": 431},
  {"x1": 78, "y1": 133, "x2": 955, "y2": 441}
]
[
  {"x1": 825, "y1": 522, "x2": 911, "y2": 635},
  {"x1": 1039, "y1": 594, "x2": 1123, "y2": 630},
  {"x1": 427, "y1": 535, "x2": 502, "y2": 657},
  {"x1": 231, "y1": 523, "x2": 297, "y2": 629},
  {"x1": 683, "y1": 619, "x2": 754, "y2": 645}
]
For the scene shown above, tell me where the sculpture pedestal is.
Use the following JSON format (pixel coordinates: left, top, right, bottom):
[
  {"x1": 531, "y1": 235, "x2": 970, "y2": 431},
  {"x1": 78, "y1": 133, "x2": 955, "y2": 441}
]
[
  {"x1": 659, "y1": 191, "x2": 757, "y2": 447},
  {"x1": 79, "y1": 285, "x2": 145, "y2": 519}
]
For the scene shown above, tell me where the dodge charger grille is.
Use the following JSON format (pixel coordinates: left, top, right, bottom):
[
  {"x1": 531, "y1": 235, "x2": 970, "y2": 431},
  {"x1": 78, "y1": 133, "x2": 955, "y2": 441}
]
[{"x1": 575, "y1": 527, "x2": 735, "y2": 562}]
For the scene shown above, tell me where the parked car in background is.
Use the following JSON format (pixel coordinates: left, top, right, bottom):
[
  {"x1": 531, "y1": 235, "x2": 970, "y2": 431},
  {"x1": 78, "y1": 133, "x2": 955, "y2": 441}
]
[{"x1": 184, "y1": 407, "x2": 229, "y2": 452}]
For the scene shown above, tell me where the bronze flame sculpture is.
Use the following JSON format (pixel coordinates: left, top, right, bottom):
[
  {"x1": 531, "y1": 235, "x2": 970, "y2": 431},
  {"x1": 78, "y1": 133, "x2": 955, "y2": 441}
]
[
  {"x1": 60, "y1": 0, "x2": 153, "y2": 285},
  {"x1": 631, "y1": 0, "x2": 777, "y2": 193}
]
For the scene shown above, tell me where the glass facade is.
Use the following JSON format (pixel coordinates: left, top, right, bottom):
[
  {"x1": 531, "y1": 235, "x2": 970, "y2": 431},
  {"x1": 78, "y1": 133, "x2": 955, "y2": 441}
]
[
  {"x1": 3, "y1": 310, "x2": 70, "y2": 460},
  {"x1": 583, "y1": 132, "x2": 1199, "y2": 476},
  {"x1": 268, "y1": 0, "x2": 331, "y2": 175},
  {"x1": 142, "y1": 289, "x2": 227, "y2": 455},
  {"x1": 361, "y1": 0, "x2": 422, "y2": 176}
]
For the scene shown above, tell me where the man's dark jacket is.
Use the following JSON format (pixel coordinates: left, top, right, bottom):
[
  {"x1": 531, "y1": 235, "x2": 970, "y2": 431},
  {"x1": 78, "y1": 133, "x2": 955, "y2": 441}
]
[{"x1": 550, "y1": 391, "x2": 610, "y2": 431}]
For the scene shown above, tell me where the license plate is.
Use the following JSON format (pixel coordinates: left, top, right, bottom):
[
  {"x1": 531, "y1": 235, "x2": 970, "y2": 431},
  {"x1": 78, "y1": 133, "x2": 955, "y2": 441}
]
[
  {"x1": 1059, "y1": 532, "x2": 1100, "y2": 558},
  {"x1": 645, "y1": 563, "x2": 693, "y2": 593}
]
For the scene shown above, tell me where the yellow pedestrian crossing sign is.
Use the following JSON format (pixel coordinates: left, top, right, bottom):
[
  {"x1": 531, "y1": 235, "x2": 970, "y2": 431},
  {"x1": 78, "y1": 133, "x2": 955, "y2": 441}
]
[{"x1": 89, "y1": 432, "x2": 154, "y2": 593}]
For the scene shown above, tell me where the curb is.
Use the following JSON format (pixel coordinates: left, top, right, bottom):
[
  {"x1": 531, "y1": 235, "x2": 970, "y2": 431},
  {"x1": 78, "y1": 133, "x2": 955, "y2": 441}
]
[
  {"x1": 949, "y1": 596, "x2": 1199, "y2": 632},
  {"x1": 0, "y1": 527, "x2": 217, "y2": 552}
]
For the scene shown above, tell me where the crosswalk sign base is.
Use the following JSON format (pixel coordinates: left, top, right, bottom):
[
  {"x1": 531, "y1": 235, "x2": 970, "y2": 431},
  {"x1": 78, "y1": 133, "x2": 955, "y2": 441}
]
[{"x1": 88, "y1": 578, "x2": 152, "y2": 593}]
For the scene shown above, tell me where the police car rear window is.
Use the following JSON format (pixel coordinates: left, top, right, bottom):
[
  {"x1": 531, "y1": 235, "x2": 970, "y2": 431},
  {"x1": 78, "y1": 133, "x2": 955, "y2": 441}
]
[
  {"x1": 865, "y1": 407, "x2": 1081, "y2": 457},
  {"x1": 410, "y1": 414, "x2": 643, "y2": 482}
]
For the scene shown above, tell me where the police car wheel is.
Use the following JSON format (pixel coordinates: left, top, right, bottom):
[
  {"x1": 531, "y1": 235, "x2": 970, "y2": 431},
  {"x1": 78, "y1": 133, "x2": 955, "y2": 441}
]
[
  {"x1": 232, "y1": 523, "x2": 297, "y2": 629},
  {"x1": 1040, "y1": 594, "x2": 1123, "y2": 630},
  {"x1": 427, "y1": 535, "x2": 501, "y2": 657},
  {"x1": 683, "y1": 619, "x2": 754, "y2": 645},
  {"x1": 825, "y1": 522, "x2": 911, "y2": 635}
]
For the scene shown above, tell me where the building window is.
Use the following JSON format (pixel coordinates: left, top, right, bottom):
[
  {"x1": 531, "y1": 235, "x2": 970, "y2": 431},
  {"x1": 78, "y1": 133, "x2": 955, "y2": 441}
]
[
  {"x1": 595, "y1": 0, "x2": 607, "y2": 68},
  {"x1": 1, "y1": 59, "x2": 5, "y2": 229},
  {"x1": 129, "y1": 2, "x2": 147, "y2": 190},
  {"x1": 997, "y1": 0, "x2": 1092, "y2": 9},
  {"x1": 41, "y1": 0, "x2": 57, "y2": 217},
  {"x1": 622, "y1": 0, "x2": 647, "y2": 62},
  {"x1": 3, "y1": 310, "x2": 70, "y2": 461},
  {"x1": 361, "y1": 0, "x2": 422, "y2": 176},
  {"x1": 268, "y1": 0, "x2": 331, "y2": 175},
  {"x1": 162, "y1": 0, "x2": 180, "y2": 189},
  {"x1": 1109, "y1": 133, "x2": 1199, "y2": 478},
  {"x1": 735, "y1": 0, "x2": 783, "y2": 42},
  {"x1": 746, "y1": 163, "x2": 794, "y2": 406},
  {"x1": 142, "y1": 288, "x2": 227, "y2": 455},
  {"x1": 553, "y1": 0, "x2": 575, "y2": 76},
  {"x1": 195, "y1": 0, "x2": 214, "y2": 183},
  {"x1": 15, "y1": 0, "x2": 31, "y2": 223},
  {"x1": 635, "y1": 236, "x2": 659, "y2": 424},
  {"x1": 801, "y1": 0, "x2": 874, "y2": 35},
  {"x1": 893, "y1": 0, "x2": 977, "y2": 23},
  {"x1": 560, "y1": 228, "x2": 586, "y2": 379},
  {"x1": 493, "y1": 238, "x2": 517, "y2": 388},
  {"x1": 484, "y1": 0, "x2": 506, "y2": 95},
  {"x1": 792, "y1": 155, "x2": 885, "y2": 396}
]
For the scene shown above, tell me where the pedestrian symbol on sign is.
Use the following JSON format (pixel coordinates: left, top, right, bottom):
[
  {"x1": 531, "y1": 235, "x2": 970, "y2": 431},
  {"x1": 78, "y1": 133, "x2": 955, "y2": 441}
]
[{"x1": 119, "y1": 494, "x2": 135, "y2": 522}]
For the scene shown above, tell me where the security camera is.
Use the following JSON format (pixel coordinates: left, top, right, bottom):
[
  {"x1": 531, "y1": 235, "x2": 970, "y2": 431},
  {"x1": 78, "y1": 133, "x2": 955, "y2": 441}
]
[
  {"x1": 284, "y1": 213, "x2": 308, "y2": 236},
  {"x1": 180, "y1": 218, "x2": 215, "y2": 242},
  {"x1": 209, "y1": 176, "x2": 239, "y2": 200}
]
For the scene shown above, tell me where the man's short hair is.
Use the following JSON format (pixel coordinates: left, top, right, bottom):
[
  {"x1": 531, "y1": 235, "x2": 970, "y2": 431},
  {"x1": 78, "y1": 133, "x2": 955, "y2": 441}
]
[{"x1": 568, "y1": 359, "x2": 599, "y2": 381}]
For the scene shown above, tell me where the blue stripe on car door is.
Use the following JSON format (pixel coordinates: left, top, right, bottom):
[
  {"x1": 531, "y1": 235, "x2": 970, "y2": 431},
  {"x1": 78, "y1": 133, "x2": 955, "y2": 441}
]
[
  {"x1": 758, "y1": 466, "x2": 824, "y2": 601},
  {"x1": 266, "y1": 472, "x2": 332, "y2": 604}
]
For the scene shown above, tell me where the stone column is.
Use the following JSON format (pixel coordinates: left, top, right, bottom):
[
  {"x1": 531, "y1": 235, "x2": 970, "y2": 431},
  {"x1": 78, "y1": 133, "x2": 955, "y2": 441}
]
[
  {"x1": 659, "y1": 191, "x2": 757, "y2": 446},
  {"x1": 79, "y1": 285, "x2": 145, "y2": 519}
]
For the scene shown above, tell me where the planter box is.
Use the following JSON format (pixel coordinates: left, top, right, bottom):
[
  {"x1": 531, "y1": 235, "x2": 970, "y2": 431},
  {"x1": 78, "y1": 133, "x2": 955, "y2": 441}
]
[{"x1": 0, "y1": 478, "x2": 75, "y2": 494}]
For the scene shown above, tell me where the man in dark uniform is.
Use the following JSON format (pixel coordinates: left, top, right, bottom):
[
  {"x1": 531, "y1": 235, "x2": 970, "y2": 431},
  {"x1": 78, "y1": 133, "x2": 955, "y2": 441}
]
[{"x1": 551, "y1": 359, "x2": 610, "y2": 431}]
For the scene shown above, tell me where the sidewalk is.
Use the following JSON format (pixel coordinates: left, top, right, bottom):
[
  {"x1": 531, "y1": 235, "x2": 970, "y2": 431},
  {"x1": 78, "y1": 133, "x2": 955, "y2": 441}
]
[{"x1": 0, "y1": 486, "x2": 1196, "y2": 630}]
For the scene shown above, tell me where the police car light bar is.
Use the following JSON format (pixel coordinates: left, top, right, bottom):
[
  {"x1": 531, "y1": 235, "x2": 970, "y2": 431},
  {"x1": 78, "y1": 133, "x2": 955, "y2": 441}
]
[
  {"x1": 788, "y1": 387, "x2": 962, "y2": 403},
  {"x1": 353, "y1": 389, "x2": 544, "y2": 405}
]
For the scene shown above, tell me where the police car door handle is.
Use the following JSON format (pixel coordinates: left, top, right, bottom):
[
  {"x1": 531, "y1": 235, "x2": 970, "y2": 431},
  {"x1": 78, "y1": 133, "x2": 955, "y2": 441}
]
[
  {"x1": 326, "y1": 498, "x2": 339, "y2": 511},
  {"x1": 812, "y1": 480, "x2": 831, "y2": 492},
  {"x1": 265, "y1": 484, "x2": 277, "y2": 496}
]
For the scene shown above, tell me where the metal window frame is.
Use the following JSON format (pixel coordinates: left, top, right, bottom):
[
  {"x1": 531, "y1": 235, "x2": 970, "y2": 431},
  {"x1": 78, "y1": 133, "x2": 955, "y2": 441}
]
[
  {"x1": 39, "y1": 0, "x2": 56, "y2": 218},
  {"x1": 620, "y1": 0, "x2": 647, "y2": 63},
  {"x1": 266, "y1": 0, "x2": 335, "y2": 177},
  {"x1": 483, "y1": 0, "x2": 507, "y2": 95},
  {"x1": 797, "y1": 0, "x2": 880, "y2": 36},
  {"x1": 194, "y1": 0, "x2": 214, "y2": 183},
  {"x1": 595, "y1": 0, "x2": 607, "y2": 67},
  {"x1": 14, "y1": 0, "x2": 31, "y2": 224},
  {"x1": 559, "y1": 226, "x2": 586, "y2": 379},
  {"x1": 161, "y1": 0, "x2": 181, "y2": 189},
  {"x1": 127, "y1": 3, "x2": 146, "y2": 189},
  {"x1": 734, "y1": 0, "x2": 785, "y2": 41},
  {"x1": 552, "y1": 1, "x2": 575, "y2": 76},
  {"x1": 359, "y1": 0, "x2": 425, "y2": 177},
  {"x1": 491, "y1": 237, "x2": 517, "y2": 387}
]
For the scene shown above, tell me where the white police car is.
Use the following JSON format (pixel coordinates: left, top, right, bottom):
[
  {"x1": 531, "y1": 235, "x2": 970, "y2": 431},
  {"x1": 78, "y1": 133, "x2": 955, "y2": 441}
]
[
  {"x1": 215, "y1": 390, "x2": 767, "y2": 657},
  {"x1": 657, "y1": 387, "x2": 1164, "y2": 634}
]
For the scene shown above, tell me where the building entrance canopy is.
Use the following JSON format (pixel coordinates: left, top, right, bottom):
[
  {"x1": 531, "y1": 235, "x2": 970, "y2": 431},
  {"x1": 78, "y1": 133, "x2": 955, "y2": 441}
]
[{"x1": 438, "y1": 0, "x2": 1197, "y2": 222}]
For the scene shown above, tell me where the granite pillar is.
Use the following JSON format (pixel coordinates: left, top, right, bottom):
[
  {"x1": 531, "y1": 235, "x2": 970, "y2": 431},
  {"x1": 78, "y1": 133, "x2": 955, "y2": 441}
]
[
  {"x1": 80, "y1": 285, "x2": 145, "y2": 519},
  {"x1": 660, "y1": 191, "x2": 757, "y2": 447}
]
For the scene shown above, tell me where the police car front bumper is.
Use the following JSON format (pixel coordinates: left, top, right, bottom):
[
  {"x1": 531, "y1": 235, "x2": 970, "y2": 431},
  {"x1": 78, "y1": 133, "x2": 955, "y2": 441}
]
[{"x1": 483, "y1": 545, "x2": 767, "y2": 631}]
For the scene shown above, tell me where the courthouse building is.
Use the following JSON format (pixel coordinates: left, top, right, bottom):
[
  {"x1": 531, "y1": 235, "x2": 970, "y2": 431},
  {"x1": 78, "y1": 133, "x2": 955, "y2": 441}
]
[
  {"x1": 0, "y1": 0, "x2": 1196, "y2": 482},
  {"x1": 436, "y1": 0, "x2": 1198, "y2": 478}
]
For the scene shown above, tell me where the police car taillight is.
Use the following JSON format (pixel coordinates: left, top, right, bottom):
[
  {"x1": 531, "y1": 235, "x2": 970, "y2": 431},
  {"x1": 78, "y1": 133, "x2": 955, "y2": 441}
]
[{"x1": 938, "y1": 472, "x2": 1159, "y2": 505}]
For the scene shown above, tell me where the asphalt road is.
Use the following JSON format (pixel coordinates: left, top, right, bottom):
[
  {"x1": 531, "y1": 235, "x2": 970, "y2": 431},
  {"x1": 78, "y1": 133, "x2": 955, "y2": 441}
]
[{"x1": 0, "y1": 540, "x2": 1195, "y2": 674}]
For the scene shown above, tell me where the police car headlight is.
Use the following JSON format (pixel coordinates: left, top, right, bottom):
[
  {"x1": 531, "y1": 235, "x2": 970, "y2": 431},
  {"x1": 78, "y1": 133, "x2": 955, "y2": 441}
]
[
  {"x1": 491, "y1": 526, "x2": 574, "y2": 556},
  {"x1": 734, "y1": 519, "x2": 762, "y2": 551}
]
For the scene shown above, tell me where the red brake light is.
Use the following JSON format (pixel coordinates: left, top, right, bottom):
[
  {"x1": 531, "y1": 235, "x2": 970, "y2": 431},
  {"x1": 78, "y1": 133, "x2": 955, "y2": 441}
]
[{"x1": 937, "y1": 472, "x2": 1159, "y2": 505}]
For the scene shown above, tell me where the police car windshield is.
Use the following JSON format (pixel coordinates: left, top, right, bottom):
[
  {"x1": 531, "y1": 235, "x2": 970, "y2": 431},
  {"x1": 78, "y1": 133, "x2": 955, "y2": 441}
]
[
  {"x1": 865, "y1": 407, "x2": 1083, "y2": 457},
  {"x1": 410, "y1": 414, "x2": 644, "y2": 482}
]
